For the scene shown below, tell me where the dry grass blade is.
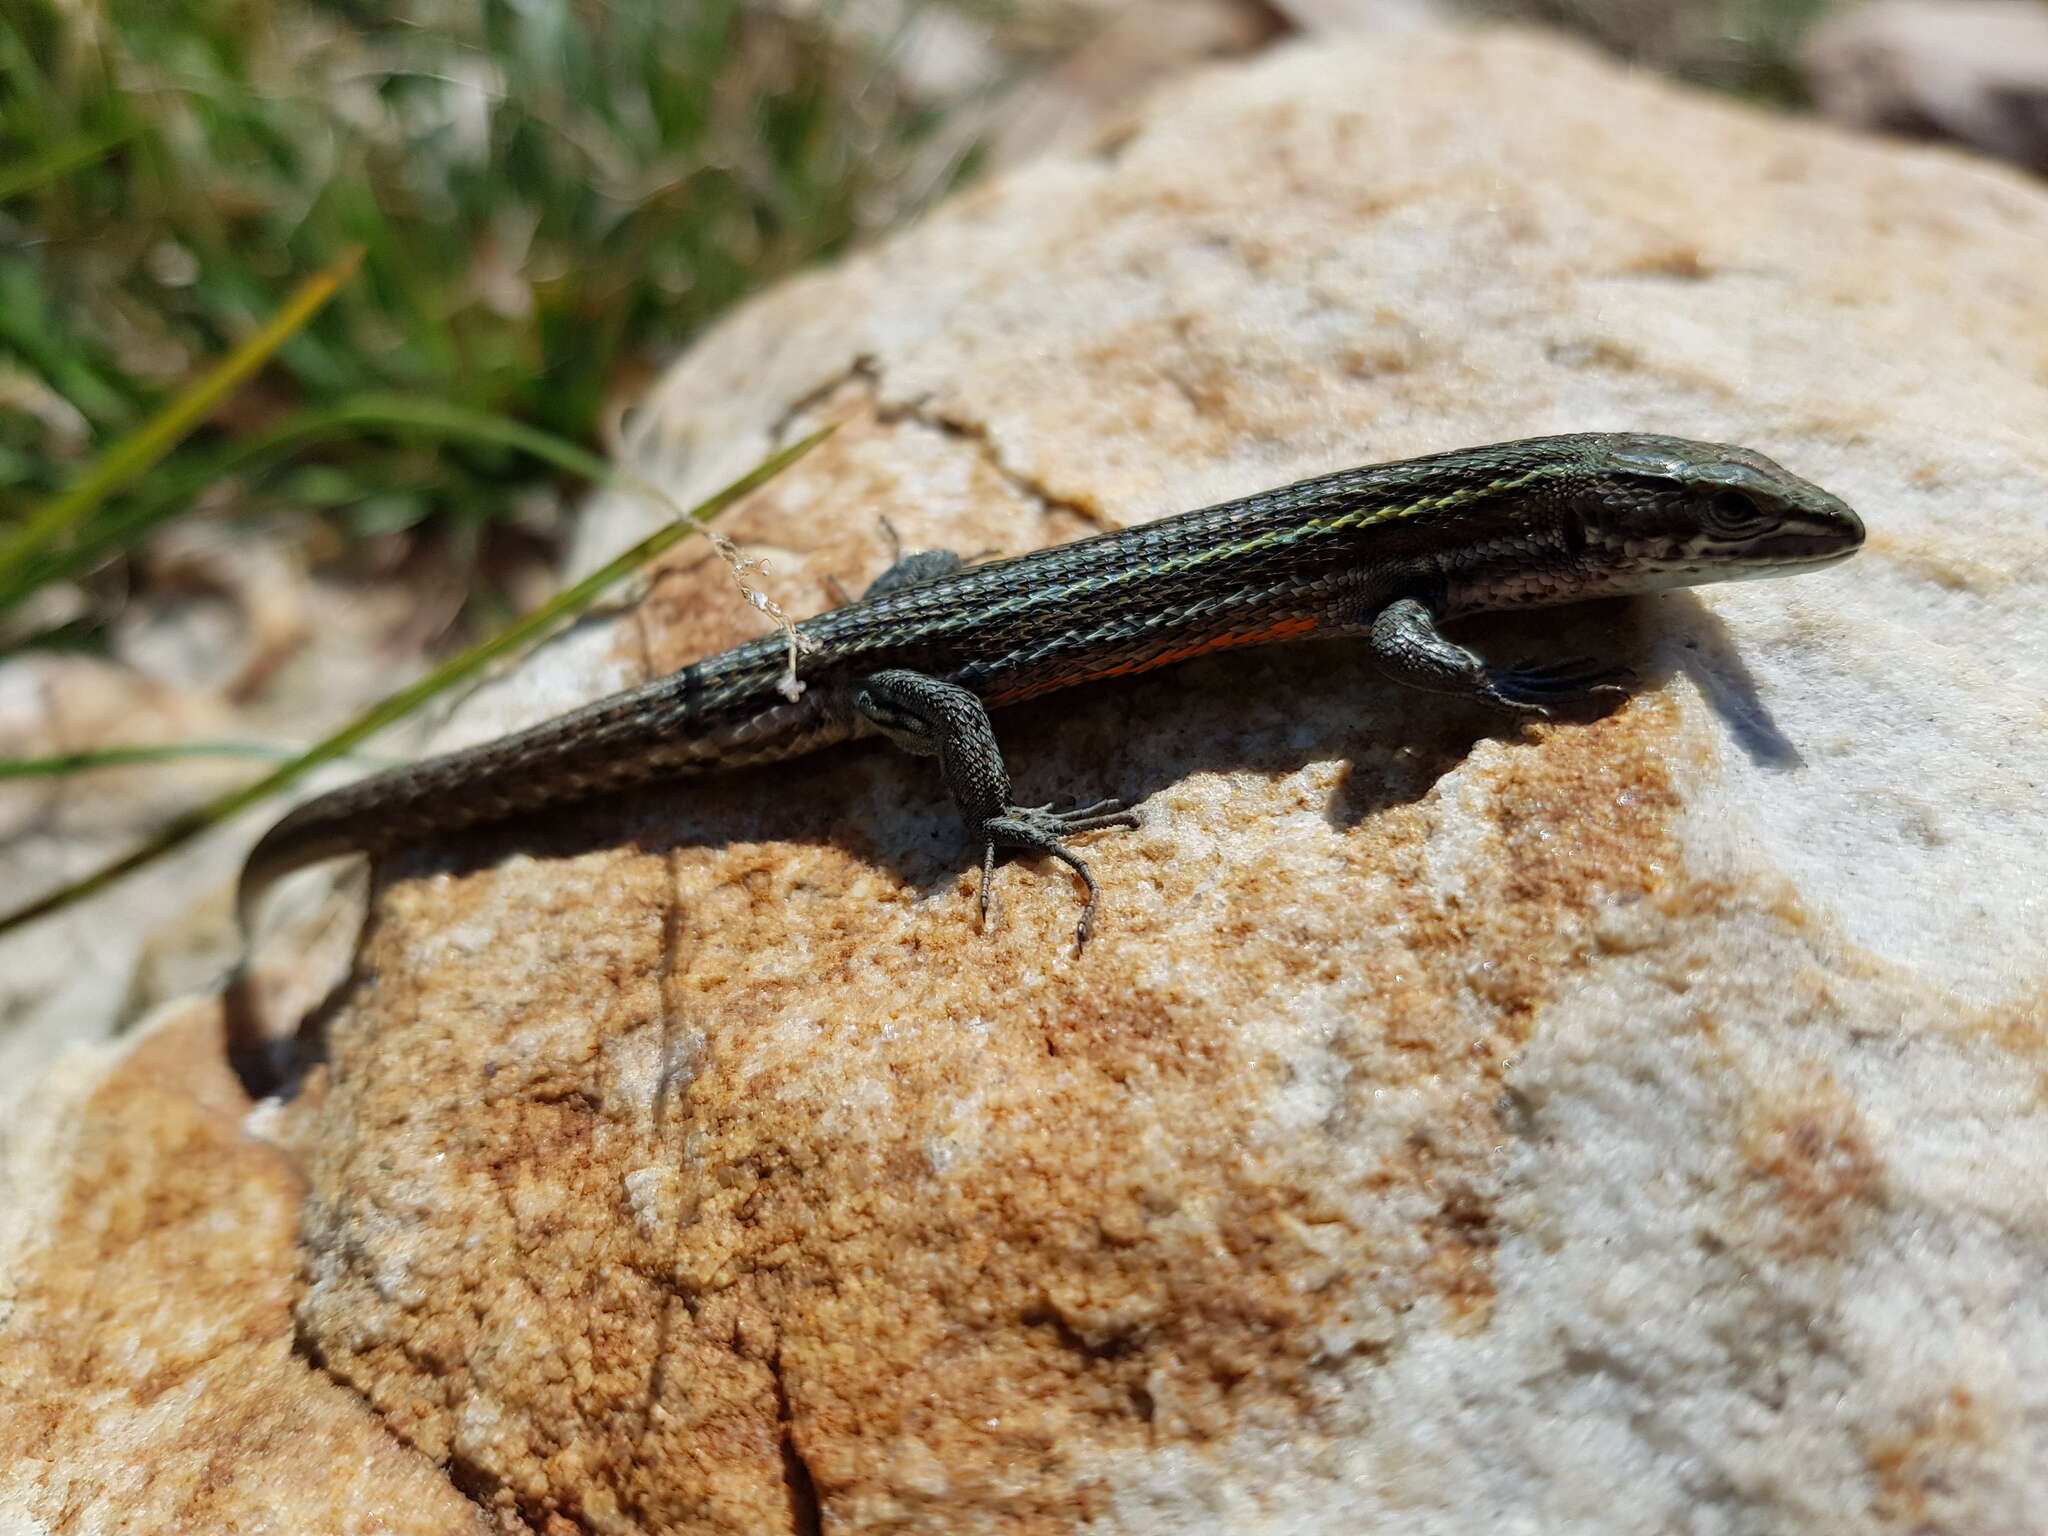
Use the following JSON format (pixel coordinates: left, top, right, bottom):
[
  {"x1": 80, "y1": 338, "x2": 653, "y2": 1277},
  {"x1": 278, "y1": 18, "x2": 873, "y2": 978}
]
[{"x1": 0, "y1": 247, "x2": 364, "y2": 596}]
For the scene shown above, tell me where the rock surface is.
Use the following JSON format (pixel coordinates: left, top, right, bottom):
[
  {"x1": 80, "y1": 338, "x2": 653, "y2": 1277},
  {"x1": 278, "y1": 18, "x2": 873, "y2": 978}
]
[
  {"x1": 9, "y1": 24, "x2": 2048, "y2": 1535},
  {"x1": 0, "y1": 1001, "x2": 491, "y2": 1534},
  {"x1": 0, "y1": 557, "x2": 435, "y2": 1127},
  {"x1": 1803, "y1": 0, "x2": 2048, "y2": 174}
]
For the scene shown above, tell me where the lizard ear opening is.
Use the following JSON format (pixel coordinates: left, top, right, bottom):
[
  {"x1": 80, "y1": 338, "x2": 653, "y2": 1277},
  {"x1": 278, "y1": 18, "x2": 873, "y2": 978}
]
[{"x1": 1558, "y1": 508, "x2": 1589, "y2": 558}]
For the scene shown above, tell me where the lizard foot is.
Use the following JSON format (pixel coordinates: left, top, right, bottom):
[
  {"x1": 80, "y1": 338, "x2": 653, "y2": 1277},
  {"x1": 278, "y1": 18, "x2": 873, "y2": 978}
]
[
  {"x1": 976, "y1": 799, "x2": 1142, "y2": 948},
  {"x1": 1479, "y1": 658, "x2": 1634, "y2": 716}
]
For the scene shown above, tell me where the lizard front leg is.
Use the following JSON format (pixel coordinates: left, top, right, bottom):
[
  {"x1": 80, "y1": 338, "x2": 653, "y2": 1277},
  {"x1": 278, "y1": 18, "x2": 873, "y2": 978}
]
[
  {"x1": 853, "y1": 669, "x2": 1138, "y2": 946},
  {"x1": 1363, "y1": 596, "x2": 1631, "y2": 715}
]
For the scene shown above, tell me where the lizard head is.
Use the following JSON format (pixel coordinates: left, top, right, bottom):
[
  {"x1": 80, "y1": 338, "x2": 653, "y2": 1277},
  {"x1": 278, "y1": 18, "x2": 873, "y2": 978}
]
[{"x1": 1569, "y1": 434, "x2": 1864, "y2": 591}]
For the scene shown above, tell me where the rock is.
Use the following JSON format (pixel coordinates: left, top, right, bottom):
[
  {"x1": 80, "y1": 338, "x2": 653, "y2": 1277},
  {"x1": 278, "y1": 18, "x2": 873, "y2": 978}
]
[
  {"x1": 0, "y1": 655, "x2": 251, "y2": 1112},
  {"x1": 1803, "y1": 0, "x2": 2048, "y2": 173},
  {"x1": 10, "y1": 23, "x2": 2048, "y2": 1534},
  {"x1": 1266, "y1": 0, "x2": 1448, "y2": 33},
  {"x1": 0, "y1": 1000, "x2": 490, "y2": 1534},
  {"x1": 0, "y1": 559, "x2": 435, "y2": 1126}
]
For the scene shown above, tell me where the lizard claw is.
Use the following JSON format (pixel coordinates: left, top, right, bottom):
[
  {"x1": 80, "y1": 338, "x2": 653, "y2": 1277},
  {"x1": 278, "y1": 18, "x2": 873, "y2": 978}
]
[{"x1": 1013, "y1": 796, "x2": 1140, "y2": 832}]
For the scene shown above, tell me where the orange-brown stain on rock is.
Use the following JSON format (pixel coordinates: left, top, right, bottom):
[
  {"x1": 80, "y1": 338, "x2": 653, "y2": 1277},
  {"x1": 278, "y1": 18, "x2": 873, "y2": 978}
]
[
  {"x1": 1322, "y1": 695, "x2": 1687, "y2": 1334},
  {"x1": 1865, "y1": 1384, "x2": 1994, "y2": 1530},
  {"x1": 285, "y1": 632, "x2": 1695, "y2": 1533},
  {"x1": 1975, "y1": 986, "x2": 2048, "y2": 1109},
  {"x1": 1738, "y1": 1075, "x2": 1883, "y2": 1261},
  {"x1": 0, "y1": 1006, "x2": 491, "y2": 1534}
]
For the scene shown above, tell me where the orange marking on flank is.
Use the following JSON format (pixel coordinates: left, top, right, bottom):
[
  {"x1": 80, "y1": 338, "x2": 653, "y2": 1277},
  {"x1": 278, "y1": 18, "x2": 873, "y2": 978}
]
[{"x1": 984, "y1": 614, "x2": 1321, "y2": 707}]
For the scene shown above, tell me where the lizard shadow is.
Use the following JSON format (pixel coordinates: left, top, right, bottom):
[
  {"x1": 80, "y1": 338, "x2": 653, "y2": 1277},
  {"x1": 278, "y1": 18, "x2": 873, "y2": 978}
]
[
  {"x1": 226, "y1": 938, "x2": 378, "y2": 1104},
  {"x1": 1659, "y1": 593, "x2": 1805, "y2": 770}
]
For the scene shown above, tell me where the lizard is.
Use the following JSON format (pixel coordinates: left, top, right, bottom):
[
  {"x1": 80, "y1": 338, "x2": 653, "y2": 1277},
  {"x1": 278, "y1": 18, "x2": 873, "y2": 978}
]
[{"x1": 236, "y1": 432, "x2": 1864, "y2": 948}]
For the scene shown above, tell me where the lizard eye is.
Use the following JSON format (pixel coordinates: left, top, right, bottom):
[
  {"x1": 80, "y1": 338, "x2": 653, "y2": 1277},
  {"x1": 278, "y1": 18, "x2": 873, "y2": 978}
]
[{"x1": 1704, "y1": 489, "x2": 1772, "y2": 536}]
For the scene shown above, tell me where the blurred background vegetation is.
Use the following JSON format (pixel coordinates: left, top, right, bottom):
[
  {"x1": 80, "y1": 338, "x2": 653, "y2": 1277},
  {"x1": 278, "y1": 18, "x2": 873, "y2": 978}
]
[
  {"x1": 1471, "y1": 0, "x2": 1833, "y2": 101},
  {"x1": 0, "y1": 0, "x2": 1019, "y2": 649}
]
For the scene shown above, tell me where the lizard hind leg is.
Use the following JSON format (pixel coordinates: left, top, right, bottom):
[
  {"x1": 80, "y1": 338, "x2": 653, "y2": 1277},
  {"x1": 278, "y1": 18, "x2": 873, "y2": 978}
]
[
  {"x1": 822, "y1": 531, "x2": 965, "y2": 608},
  {"x1": 853, "y1": 668, "x2": 1139, "y2": 948},
  {"x1": 860, "y1": 544, "x2": 966, "y2": 599},
  {"x1": 977, "y1": 804, "x2": 1139, "y2": 945}
]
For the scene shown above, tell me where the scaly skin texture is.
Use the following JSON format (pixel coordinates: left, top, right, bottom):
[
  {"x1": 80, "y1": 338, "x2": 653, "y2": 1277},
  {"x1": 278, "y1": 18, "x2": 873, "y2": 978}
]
[{"x1": 240, "y1": 432, "x2": 1863, "y2": 943}]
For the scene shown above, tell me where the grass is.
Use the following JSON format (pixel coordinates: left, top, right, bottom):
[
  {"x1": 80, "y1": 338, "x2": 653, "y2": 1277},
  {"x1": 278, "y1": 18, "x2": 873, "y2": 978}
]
[
  {"x1": 1470, "y1": 0, "x2": 1839, "y2": 104},
  {"x1": 0, "y1": 0, "x2": 996, "y2": 644},
  {"x1": 0, "y1": 245, "x2": 363, "y2": 603}
]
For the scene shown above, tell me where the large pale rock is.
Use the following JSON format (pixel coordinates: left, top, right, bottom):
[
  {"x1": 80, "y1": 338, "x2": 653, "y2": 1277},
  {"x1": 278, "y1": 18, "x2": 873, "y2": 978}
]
[
  {"x1": 9, "y1": 24, "x2": 2048, "y2": 1535},
  {"x1": 1803, "y1": 0, "x2": 2048, "y2": 173},
  {"x1": 0, "y1": 558, "x2": 432, "y2": 1124}
]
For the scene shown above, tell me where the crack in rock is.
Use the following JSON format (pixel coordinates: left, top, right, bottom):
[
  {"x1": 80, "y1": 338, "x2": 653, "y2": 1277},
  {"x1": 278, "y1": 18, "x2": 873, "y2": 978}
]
[{"x1": 769, "y1": 354, "x2": 1115, "y2": 533}]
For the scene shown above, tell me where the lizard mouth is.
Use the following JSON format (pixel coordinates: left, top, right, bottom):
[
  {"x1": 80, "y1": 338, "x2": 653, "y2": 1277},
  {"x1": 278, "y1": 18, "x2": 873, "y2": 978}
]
[
  {"x1": 1762, "y1": 510, "x2": 1865, "y2": 567},
  {"x1": 1709, "y1": 499, "x2": 1864, "y2": 573}
]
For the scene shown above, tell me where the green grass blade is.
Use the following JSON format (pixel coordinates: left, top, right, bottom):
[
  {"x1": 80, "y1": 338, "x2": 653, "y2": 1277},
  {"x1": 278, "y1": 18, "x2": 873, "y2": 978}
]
[
  {"x1": 0, "y1": 742, "x2": 301, "y2": 778},
  {"x1": 0, "y1": 246, "x2": 364, "y2": 593},
  {"x1": 0, "y1": 127, "x2": 137, "y2": 202},
  {"x1": 0, "y1": 424, "x2": 831, "y2": 937}
]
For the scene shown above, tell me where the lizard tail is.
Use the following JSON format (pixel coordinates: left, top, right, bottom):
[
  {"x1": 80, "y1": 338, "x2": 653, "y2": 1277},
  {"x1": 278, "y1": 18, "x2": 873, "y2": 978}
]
[{"x1": 235, "y1": 801, "x2": 378, "y2": 942}]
